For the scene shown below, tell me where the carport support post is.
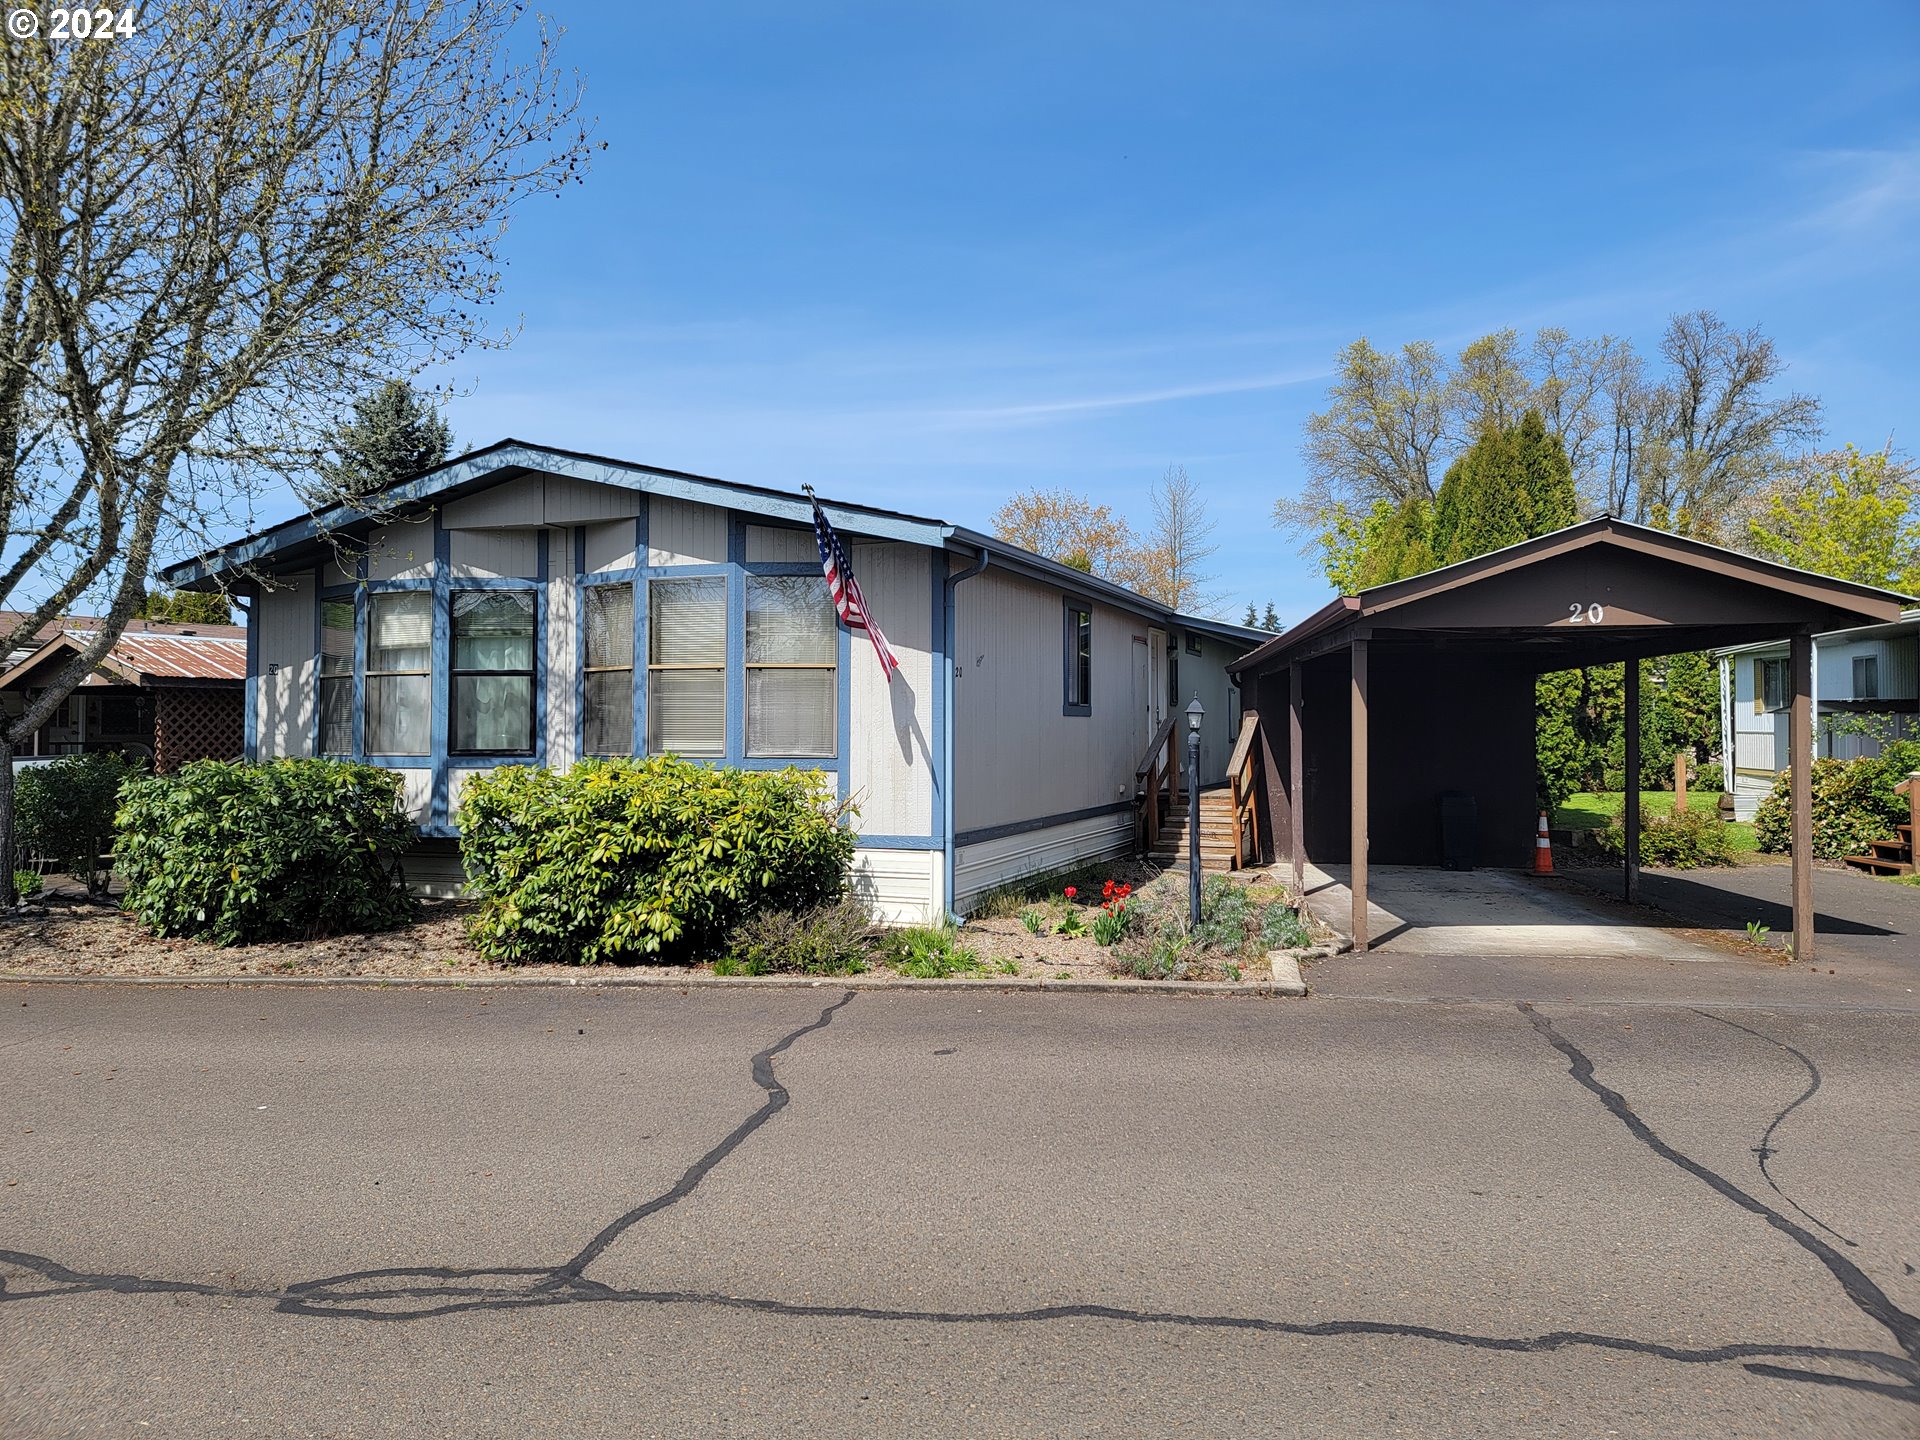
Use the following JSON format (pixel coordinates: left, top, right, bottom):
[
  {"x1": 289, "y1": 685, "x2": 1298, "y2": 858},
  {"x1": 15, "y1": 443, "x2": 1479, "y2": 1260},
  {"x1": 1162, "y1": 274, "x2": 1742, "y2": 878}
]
[
  {"x1": 1289, "y1": 660, "x2": 1305, "y2": 901},
  {"x1": 1350, "y1": 637, "x2": 1369, "y2": 954},
  {"x1": 1790, "y1": 629, "x2": 1815, "y2": 963},
  {"x1": 1623, "y1": 661, "x2": 1640, "y2": 904}
]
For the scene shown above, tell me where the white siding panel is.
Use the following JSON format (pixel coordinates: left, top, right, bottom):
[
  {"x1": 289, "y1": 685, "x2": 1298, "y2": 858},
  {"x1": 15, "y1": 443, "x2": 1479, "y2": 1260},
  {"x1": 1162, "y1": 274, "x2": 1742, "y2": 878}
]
[
  {"x1": 400, "y1": 844, "x2": 470, "y2": 899},
  {"x1": 365, "y1": 523, "x2": 434, "y2": 582},
  {"x1": 446, "y1": 766, "x2": 496, "y2": 826},
  {"x1": 850, "y1": 848, "x2": 940, "y2": 926},
  {"x1": 648, "y1": 497, "x2": 729, "y2": 567},
  {"x1": 256, "y1": 577, "x2": 315, "y2": 759},
  {"x1": 395, "y1": 768, "x2": 433, "y2": 825},
  {"x1": 952, "y1": 569, "x2": 1149, "y2": 833},
  {"x1": 547, "y1": 560, "x2": 578, "y2": 770},
  {"x1": 449, "y1": 527, "x2": 539, "y2": 579},
  {"x1": 746, "y1": 524, "x2": 815, "y2": 563},
  {"x1": 953, "y1": 811, "x2": 1134, "y2": 914},
  {"x1": 583, "y1": 518, "x2": 638, "y2": 574},
  {"x1": 543, "y1": 474, "x2": 642, "y2": 526},
  {"x1": 1179, "y1": 631, "x2": 1238, "y2": 786},
  {"x1": 441, "y1": 474, "x2": 543, "y2": 529},
  {"x1": 848, "y1": 542, "x2": 934, "y2": 838}
]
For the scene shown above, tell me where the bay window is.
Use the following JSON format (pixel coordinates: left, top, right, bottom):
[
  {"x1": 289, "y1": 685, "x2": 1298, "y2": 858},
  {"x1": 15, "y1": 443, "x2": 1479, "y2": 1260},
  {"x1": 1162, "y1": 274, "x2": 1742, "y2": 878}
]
[
  {"x1": 451, "y1": 590, "x2": 536, "y2": 755},
  {"x1": 648, "y1": 576, "x2": 725, "y2": 756},
  {"x1": 583, "y1": 582, "x2": 635, "y2": 755},
  {"x1": 746, "y1": 576, "x2": 836, "y2": 757},
  {"x1": 365, "y1": 591, "x2": 431, "y2": 755},
  {"x1": 319, "y1": 598, "x2": 354, "y2": 756}
]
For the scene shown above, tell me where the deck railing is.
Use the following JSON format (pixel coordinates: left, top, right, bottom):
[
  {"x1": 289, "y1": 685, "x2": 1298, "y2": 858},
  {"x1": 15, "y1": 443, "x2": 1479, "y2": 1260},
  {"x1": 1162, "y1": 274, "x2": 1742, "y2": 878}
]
[
  {"x1": 1133, "y1": 712, "x2": 1179, "y2": 854},
  {"x1": 1225, "y1": 709, "x2": 1263, "y2": 869}
]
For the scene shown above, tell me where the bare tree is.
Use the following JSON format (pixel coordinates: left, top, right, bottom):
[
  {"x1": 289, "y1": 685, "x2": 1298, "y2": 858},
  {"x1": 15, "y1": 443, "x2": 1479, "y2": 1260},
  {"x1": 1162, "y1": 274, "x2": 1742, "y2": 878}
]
[
  {"x1": 1451, "y1": 328, "x2": 1531, "y2": 444},
  {"x1": 1629, "y1": 311, "x2": 1824, "y2": 533},
  {"x1": 1137, "y1": 464, "x2": 1221, "y2": 614},
  {"x1": 1288, "y1": 338, "x2": 1451, "y2": 524},
  {"x1": 0, "y1": 0, "x2": 599, "y2": 900}
]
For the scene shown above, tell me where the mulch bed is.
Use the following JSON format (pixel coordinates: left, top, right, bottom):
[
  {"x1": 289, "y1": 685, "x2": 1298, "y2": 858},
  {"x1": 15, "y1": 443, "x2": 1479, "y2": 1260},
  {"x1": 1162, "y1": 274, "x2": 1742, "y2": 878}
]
[{"x1": 1, "y1": 862, "x2": 1321, "y2": 984}]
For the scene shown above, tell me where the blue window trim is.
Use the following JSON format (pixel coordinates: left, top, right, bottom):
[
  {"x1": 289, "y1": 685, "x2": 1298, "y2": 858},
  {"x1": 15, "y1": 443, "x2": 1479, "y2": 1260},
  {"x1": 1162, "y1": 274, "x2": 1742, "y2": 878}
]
[
  {"x1": 1062, "y1": 596, "x2": 1093, "y2": 717},
  {"x1": 567, "y1": 504, "x2": 852, "y2": 796}
]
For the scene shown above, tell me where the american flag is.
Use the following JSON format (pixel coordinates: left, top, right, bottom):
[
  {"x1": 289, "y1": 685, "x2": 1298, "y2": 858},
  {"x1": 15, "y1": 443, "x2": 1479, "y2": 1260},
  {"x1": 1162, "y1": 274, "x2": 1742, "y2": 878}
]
[{"x1": 809, "y1": 491, "x2": 899, "y2": 682}]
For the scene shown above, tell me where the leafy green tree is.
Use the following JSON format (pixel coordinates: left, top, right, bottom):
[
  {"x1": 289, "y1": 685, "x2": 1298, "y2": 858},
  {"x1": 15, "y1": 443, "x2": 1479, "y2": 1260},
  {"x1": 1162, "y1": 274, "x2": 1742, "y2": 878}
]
[
  {"x1": 136, "y1": 590, "x2": 232, "y2": 625},
  {"x1": 1745, "y1": 446, "x2": 1919, "y2": 591},
  {"x1": 319, "y1": 381, "x2": 455, "y2": 502}
]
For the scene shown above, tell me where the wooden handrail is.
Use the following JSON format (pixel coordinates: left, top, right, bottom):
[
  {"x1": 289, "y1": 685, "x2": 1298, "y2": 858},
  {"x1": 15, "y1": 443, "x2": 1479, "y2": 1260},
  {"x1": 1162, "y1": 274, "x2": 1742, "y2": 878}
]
[
  {"x1": 1134, "y1": 712, "x2": 1179, "y2": 855},
  {"x1": 1134, "y1": 713, "x2": 1177, "y2": 780},
  {"x1": 1900, "y1": 772, "x2": 1919, "y2": 851},
  {"x1": 1227, "y1": 710, "x2": 1262, "y2": 871}
]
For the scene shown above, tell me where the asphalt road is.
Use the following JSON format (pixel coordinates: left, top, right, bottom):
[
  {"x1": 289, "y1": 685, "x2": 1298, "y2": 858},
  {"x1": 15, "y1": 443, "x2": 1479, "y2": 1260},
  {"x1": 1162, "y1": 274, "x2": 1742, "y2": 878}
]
[{"x1": 3, "y1": 981, "x2": 1917, "y2": 1438}]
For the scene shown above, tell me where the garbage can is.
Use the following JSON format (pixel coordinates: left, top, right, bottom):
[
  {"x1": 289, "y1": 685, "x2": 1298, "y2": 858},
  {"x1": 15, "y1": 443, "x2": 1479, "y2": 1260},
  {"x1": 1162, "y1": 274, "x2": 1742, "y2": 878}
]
[{"x1": 1439, "y1": 791, "x2": 1477, "y2": 872}]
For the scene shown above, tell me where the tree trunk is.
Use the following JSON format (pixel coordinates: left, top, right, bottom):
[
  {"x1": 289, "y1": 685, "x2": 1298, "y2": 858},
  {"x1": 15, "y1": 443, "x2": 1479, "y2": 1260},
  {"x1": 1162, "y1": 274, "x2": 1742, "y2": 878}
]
[{"x1": 0, "y1": 729, "x2": 16, "y2": 907}]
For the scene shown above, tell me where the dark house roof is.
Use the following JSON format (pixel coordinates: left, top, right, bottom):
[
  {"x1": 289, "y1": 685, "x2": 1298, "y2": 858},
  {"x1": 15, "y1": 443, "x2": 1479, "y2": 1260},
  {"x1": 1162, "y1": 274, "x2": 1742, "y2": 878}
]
[{"x1": 161, "y1": 438, "x2": 1266, "y2": 648}]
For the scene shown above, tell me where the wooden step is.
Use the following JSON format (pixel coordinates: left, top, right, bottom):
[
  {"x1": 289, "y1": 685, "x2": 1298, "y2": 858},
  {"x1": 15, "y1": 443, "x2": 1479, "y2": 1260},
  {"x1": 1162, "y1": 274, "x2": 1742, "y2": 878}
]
[
  {"x1": 1844, "y1": 854, "x2": 1914, "y2": 875},
  {"x1": 1867, "y1": 838, "x2": 1912, "y2": 859}
]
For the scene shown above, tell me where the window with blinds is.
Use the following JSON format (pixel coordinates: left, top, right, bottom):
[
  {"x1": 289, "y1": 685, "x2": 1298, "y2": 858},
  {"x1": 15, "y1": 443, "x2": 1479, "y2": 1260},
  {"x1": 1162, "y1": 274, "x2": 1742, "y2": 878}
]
[
  {"x1": 583, "y1": 582, "x2": 635, "y2": 755},
  {"x1": 648, "y1": 577, "x2": 725, "y2": 756},
  {"x1": 319, "y1": 598, "x2": 355, "y2": 756},
  {"x1": 366, "y1": 592, "x2": 431, "y2": 755},
  {"x1": 746, "y1": 576, "x2": 836, "y2": 757},
  {"x1": 451, "y1": 590, "x2": 536, "y2": 754}
]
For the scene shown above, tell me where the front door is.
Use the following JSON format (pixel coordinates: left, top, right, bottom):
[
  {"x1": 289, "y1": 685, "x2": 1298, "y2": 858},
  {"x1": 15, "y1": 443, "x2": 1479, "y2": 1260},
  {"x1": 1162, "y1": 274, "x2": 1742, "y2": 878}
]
[{"x1": 1146, "y1": 627, "x2": 1168, "y2": 730}]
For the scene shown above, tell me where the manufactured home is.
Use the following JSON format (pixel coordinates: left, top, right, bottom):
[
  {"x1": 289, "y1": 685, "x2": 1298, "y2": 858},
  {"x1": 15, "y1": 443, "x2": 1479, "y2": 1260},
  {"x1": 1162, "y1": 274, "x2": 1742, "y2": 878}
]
[
  {"x1": 161, "y1": 441, "x2": 1262, "y2": 921},
  {"x1": 1715, "y1": 609, "x2": 1920, "y2": 821}
]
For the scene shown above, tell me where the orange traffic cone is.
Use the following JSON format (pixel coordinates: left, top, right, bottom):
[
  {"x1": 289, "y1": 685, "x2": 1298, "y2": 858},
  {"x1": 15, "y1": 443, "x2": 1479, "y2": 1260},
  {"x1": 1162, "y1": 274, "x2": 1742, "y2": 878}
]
[{"x1": 1533, "y1": 811, "x2": 1554, "y2": 875}]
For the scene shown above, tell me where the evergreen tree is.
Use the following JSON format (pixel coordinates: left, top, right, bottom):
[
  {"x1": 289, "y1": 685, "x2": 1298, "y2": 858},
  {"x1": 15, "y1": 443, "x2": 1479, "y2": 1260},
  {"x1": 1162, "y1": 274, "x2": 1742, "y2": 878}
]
[
  {"x1": 320, "y1": 381, "x2": 454, "y2": 500},
  {"x1": 1515, "y1": 408, "x2": 1577, "y2": 534},
  {"x1": 137, "y1": 589, "x2": 232, "y2": 625},
  {"x1": 1244, "y1": 602, "x2": 1259, "y2": 627},
  {"x1": 1261, "y1": 602, "x2": 1281, "y2": 631}
]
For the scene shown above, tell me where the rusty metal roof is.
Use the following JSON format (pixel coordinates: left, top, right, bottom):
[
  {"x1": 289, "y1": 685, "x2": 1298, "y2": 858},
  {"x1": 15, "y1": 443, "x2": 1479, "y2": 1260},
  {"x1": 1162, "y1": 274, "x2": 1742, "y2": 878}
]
[{"x1": 0, "y1": 628, "x2": 247, "y2": 690}]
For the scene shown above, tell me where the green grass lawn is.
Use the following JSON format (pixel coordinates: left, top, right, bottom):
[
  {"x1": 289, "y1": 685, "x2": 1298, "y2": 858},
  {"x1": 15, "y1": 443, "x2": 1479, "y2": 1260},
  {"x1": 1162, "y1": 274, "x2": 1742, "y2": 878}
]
[{"x1": 1553, "y1": 791, "x2": 1761, "y2": 856}]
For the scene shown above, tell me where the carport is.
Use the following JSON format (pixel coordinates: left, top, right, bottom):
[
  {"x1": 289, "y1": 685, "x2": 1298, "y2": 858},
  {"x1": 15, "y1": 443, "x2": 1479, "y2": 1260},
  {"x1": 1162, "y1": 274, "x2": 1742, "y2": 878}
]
[{"x1": 1232, "y1": 518, "x2": 1910, "y2": 960}]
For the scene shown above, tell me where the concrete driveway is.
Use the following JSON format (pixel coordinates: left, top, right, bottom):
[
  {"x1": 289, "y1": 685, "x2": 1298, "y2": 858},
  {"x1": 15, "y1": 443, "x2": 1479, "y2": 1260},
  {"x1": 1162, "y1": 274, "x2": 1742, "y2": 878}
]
[{"x1": 4, "y1": 982, "x2": 1917, "y2": 1437}]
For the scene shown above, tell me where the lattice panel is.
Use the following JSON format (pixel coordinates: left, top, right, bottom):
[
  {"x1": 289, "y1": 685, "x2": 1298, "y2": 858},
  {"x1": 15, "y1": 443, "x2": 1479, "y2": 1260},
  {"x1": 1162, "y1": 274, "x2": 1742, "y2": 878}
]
[{"x1": 153, "y1": 688, "x2": 244, "y2": 772}]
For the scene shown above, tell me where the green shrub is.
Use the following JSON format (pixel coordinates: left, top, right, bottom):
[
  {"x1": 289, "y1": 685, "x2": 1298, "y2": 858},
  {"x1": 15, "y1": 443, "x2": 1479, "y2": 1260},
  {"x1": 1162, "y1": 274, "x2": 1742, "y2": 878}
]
[
  {"x1": 11, "y1": 869, "x2": 42, "y2": 901},
  {"x1": 1594, "y1": 805, "x2": 1735, "y2": 869},
  {"x1": 1111, "y1": 915, "x2": 1193, "y2": 980},
  {"x1": 1190, "y1": 875, "x2": 1254, "y2": 953},
  {"x1": 458, "y1": 758, "x2": 854, "y2": 965},
  {"x1": 1260, "y1": 904, "x2": 1311, "y2": 950},
  {"x1": 718, "y1": 899, "x2": 873, "y2": 976},
  {"x1": 114, "y1": 759, "x2": 416, "y2": 945},
  {"x1": 1753, "y1": 746, "x2": 1920, "y2": 860},
  {"x1": 877, "y1": 922, "x2": 981, "y2": 978},
  {"x1": 1694, "y1": 761, "x2": 1725, "y2": 794},
  {"x1": 13, "y1": 753, "x2": 140, "y2": 894}
]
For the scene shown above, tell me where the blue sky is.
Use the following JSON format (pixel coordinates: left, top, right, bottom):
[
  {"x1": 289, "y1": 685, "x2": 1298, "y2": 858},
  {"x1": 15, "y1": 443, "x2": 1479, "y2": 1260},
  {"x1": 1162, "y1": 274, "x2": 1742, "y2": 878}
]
[{"x1": 438, "y1": 1, "x2": 1920, "y2": 624}]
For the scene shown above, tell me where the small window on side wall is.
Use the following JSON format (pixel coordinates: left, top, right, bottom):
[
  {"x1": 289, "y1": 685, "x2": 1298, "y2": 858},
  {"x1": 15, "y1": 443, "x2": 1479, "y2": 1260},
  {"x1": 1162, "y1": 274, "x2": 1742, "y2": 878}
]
[
  {"x1": 1853, "y1": 654, "x2": 1880, "y2": 701},
  {"x1": 1063, "y1": 602, "x2": 1092, "y2": 715},
  {"x1": 1760, "y1": 657, "x2": 1789, "y2": 713}
]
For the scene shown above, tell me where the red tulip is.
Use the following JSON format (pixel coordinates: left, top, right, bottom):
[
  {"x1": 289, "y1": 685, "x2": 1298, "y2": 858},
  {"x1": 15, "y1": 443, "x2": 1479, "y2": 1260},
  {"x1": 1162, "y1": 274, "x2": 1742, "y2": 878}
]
[{"x1": 1064, "y1": 886, "x2": 1077, "y2": 899}]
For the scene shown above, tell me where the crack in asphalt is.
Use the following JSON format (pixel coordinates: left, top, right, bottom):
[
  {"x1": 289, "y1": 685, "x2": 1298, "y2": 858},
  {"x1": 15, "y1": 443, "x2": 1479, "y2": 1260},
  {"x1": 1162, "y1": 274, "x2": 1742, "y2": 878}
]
[
  {"x1": 1690, "y1": 1007, "x2": 1861, "y2": 1248},
  {"x1": 1519, "y1": 1002, "x2": 1918, "y2": 1403},
  {"x1": 1, "y1": 992, "x2": 1916, "y2": 1408}
]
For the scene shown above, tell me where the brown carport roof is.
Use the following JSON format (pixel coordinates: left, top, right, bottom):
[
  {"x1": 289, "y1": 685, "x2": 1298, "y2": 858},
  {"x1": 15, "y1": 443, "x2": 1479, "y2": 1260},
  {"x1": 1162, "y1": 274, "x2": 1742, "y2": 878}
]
[
  {"x1": 1232, "y1": 517, "x2": 1912, "y2": 676},
  {"x1": 1233, "y1": 516, "x2": 1912, "y2": 964}
]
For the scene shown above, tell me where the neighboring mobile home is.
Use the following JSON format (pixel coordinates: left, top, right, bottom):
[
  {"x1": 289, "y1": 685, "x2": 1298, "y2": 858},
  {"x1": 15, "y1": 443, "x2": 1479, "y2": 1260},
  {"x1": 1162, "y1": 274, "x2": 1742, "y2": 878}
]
[
  {"x1": 0, "y1": 619, "x2": 247, "y2": 771},
  {"x1": 1715, "y1": 609, "x2": 1920, "y2": 821},
  {"x1": 161, "y1": 441, "x2": 1262, "y2": 921}
]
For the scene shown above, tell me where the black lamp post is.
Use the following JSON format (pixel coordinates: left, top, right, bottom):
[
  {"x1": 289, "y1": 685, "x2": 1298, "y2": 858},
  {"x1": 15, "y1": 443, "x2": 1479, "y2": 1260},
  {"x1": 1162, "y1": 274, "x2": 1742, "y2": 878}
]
[{"x1": 1186, "y1": 696, "x2": 1204, "y2": 926}]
